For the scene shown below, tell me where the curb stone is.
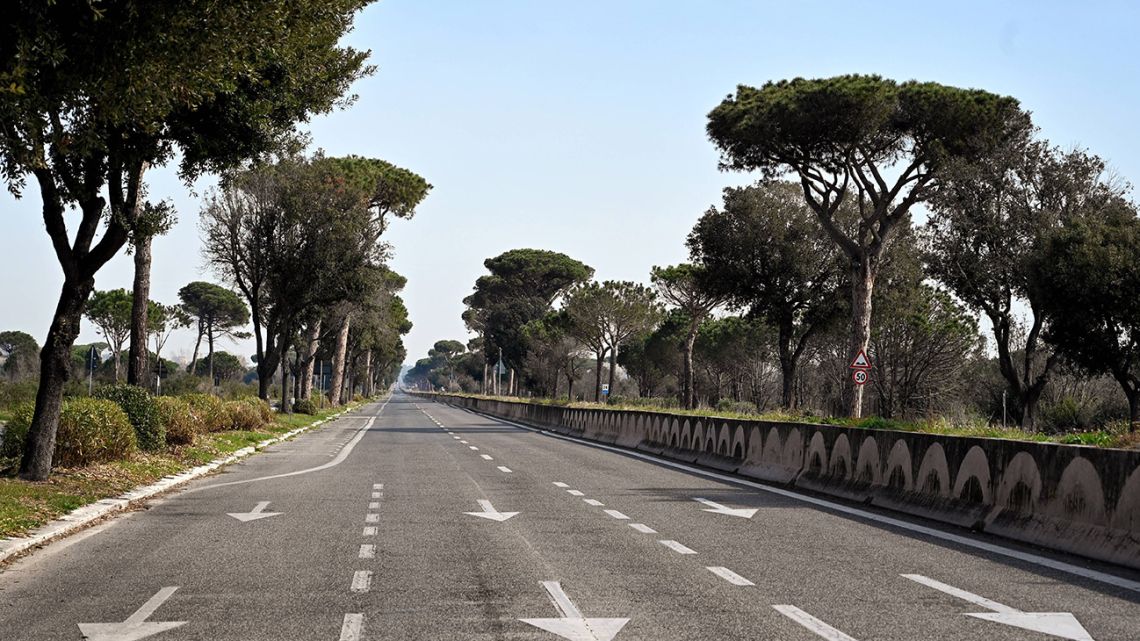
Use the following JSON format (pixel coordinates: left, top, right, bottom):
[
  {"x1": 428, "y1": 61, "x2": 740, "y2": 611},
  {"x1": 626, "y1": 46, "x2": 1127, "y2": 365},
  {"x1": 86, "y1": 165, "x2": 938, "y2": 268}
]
[{"x1": 0, "y1": 406, "x2": 357, "y2": 565}]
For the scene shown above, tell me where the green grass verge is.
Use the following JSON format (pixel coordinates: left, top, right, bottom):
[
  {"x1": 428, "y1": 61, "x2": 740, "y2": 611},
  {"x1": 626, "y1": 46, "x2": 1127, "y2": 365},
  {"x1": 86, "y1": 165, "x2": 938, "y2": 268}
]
[
  {"x1": 0, "y1": 400, "x2": 365, "y2": 540},
  {"x1": 438, "y1": 392, "x2": 1140, "y2": 450}
]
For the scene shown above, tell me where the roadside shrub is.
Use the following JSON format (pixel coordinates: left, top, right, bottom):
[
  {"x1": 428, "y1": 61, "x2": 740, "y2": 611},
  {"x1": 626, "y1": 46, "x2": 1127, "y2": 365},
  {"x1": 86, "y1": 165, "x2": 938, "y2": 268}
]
[
  {"x1": 155, "y1": 397, "x2": 197, "y2": 445},
  {"x1": 0, "y1": 402, "x2": 35, "y2": 459},
  {"x1": 95, "y1": 384, "x2": 164, "y2": 450},
  {"x1": 715, "y1": 399, "x2": 758, "y2": 415},
  {"x1": 0, "y1": 380, "x2": 38, "y2": 410},
  {"x1": 225, "y1": 401, "x2": 265, "y2": 432},
  {"x1": 242, "y1": 397, "x2": 275, "y2": 423},
  {"x1": 0, "y1": 399, "x2": 135, "y2": 467},
  {"x1": 292, "y1": 398, "x2": 317, "y2": 415},
  {"x1": 183, "y1": 394, "x2": 228, "y2": 432}
]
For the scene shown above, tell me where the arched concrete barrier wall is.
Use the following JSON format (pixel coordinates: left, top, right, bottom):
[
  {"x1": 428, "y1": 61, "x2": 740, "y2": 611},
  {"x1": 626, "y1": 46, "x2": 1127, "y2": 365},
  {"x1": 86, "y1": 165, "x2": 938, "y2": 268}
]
[{"x1": 420, "y1": 394, "x2": 1140, "y2": 570}]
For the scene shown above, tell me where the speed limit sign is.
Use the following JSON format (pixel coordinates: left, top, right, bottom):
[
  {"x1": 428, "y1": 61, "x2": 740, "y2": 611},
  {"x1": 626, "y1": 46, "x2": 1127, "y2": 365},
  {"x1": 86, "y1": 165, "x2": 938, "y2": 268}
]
[{"x1": 852, "y1": 369, "x2": 868, "y2": 385}]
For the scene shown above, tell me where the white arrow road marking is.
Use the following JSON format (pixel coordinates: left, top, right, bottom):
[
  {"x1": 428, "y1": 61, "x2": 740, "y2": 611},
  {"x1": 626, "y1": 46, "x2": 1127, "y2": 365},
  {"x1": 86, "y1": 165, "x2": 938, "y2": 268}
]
[
  {"x1": 339, "y1": 613, "x2": 364, "y2": 641},
  {"x1": 498, "y1": 466, "x2": 513, "y2": 473},
  {"x1": 226, "y1": 501, "x2": 282, "y2": 522},
  {"x1": 706, "y1": 566, "x2": 754, "y2": 586},
  {"x1": 903, "y1": 574, "x2": 1095, "y2": 641},
  {"x1": 628, "y1": 524, "x2": 656, "y2": 534},
  {"x1": 773, "y1": 605, "x2": 859, "y2": 641},
  {"x1": 519, "y1": 581, "x2": 630, "y2": 641},
  {"x1": 658, "y1": 540, "x2": 696, "y2": 554},
  {"x1": 351, "y1": 571, "x2": 372, "y2": 593},
  {"x1": 603, "y1": 510, "x2": 629, "y2": 520},
  {"x1": 465, "y1": 499, "x2": 519, "y2": 522},
  {"x1": 693, "y1": 497, "x2": 758, "y2": 519},
  {"x1": 77, "y1": 587, "x2": 186, "y2": 641}
]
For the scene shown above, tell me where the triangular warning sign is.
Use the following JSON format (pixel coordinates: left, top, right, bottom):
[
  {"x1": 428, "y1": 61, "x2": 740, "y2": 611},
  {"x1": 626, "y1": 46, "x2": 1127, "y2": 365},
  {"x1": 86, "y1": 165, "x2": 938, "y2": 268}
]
[{"x1": 849, "y1": 350, "x2": 871, "y2": 369}]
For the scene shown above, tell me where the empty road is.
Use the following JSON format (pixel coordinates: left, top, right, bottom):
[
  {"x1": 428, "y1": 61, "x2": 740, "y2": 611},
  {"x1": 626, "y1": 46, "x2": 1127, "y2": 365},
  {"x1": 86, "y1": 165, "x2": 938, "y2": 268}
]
[{"x1": 1, "y1": 392, "x2": 1137, "y2": 640}]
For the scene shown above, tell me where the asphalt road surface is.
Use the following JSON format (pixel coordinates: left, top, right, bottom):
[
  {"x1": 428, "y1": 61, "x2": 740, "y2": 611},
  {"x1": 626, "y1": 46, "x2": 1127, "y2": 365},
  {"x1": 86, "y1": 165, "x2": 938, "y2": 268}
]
[{"x1": 1, "y1": 391, "x2": 1138, "y2": 640}]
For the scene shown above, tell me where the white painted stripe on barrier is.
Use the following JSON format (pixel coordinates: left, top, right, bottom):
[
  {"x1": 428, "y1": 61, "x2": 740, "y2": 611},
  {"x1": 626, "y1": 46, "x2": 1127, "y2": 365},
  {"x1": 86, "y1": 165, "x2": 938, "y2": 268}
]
[
  {"x1": 339, "y1": 613, "x2": 364, "y2": 641},
  {"x1": 707, "y1": 566, "x2": 754, "y2": 586},
  {"x1": 351, "y1": 571, "x2": 372, "y2": 593},
  {"x1": 629, "y1": 523, "x2": 656, "y2": 534},
  {"x1": 604, "y1": 509, "x2": 630, "y2": 520},
  {"x1": 469, "y1": 409, "x2": 1140, "y2": 593},
  {"x1": 773, "y1": 605, "x2": 858, "y2": 641},
  {"x1": 659, "y1": 540, "x2": 696, "y2": 554}
]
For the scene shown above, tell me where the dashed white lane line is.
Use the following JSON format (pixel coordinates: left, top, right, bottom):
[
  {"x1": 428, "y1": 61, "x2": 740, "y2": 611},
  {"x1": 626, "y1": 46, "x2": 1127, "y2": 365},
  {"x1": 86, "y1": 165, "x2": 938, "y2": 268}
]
[
  {"x1": 772, "y1": 605, "x2": 858, "y2": 641},
  {"x1": 469, "y1": 446, "x2": 479, "y2": 451},
  {"x1": 498, "y1": 466, "x2": 513, "y2": 473},
  {"x1": 351, "y1": 571, "x2": 373, "y2": 593},
  {"x1": 480, "y1": 454, "x2": 494, "y2": 460},
  {"x1": 659, "y1": 540, "x2": 696, "y2": 555},
  {"x1": 604, "y1": 509, "x2": 630, "y2": 520},
  {"x1": 371, "y1": 492, "x2": 381, "y2": 498},
  {"x1": 359, "y1": 544, "x2": 376, "y2": 559},
  {"x1": 368, "y1": 502, "x2": 380, "y2": 509},
  {"x1": 372, "y1": 483, "x2": 384, "y2": 490},
  {"x1": 583, "y1": 499, "x2": 604, "y2": 507},
  {"x1": 339, "y1": 613, "x2": 364, "y2": 641},
  {"x1": 362, "y1": 527, "x2": 377, "y2": 536},
  {"x1": 460, "y1": 440, "x2": 469, "y2": 444},
  {"x1": 453, "y1": 436, "x2": 462, "y2": 440},
  {"x1": 552, "y1": 482, "x2": 569, "y2": 488},
  {"x1": 629, "y1": 523, "x2": 656, "y2": 534},
  {"x1": 567, "y1": 490, "x2": 585, "y2": 497},
  {"x1": 365, "y1": 513, "x2": 379, "y2": 523},
  {"x1": 707, "y1": 566, "x2": 754, "y2": 586}
]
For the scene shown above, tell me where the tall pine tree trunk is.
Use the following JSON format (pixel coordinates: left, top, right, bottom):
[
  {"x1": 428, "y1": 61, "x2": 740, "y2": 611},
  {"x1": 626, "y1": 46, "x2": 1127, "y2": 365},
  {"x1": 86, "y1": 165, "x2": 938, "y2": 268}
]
[
  {"x1": 682, "y1": 321, "x2": 699, "y2": 409},
  {"x1": 20, "y1": 276, "x2": 96, "y2": 480},
  {"x1": 848, "y1": 257, "x2": 876, "y2": 418},
  {"x1": 328, "y1": 313, "x2": 351, "y2": 406},
  {"x1": 300, "y1": 319, "x2": 321, "y2": 401},
  {"x1": 127, "y1": 236, "x2": 152, "y2": 386}
]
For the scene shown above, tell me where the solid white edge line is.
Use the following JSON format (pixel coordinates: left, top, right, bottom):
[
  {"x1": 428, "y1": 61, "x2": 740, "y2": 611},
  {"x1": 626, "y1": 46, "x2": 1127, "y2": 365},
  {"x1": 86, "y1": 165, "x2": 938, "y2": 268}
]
[
  {"x1": 773, "y1": 605, "x2": 859, "y2": 641},
  {"x1": 707, "y1": 566, "x2": 755, "y2": 586},
  {"x1": 467, "y1": 408, "x2": 1140, "y2": 593},
  {"x1": 339, "y1": 613, "x2": 364, "y2": 641},
  {"x1": 659, "y1": 540, "x2": 696, "y2": 554}
]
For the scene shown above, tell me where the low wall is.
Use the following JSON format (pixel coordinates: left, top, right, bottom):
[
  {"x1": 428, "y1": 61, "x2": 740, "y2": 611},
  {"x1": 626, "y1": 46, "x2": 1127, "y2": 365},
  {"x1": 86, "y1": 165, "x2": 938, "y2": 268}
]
[{"x1": 426, "y1": 393, "x2": 1140, "y2": 570}]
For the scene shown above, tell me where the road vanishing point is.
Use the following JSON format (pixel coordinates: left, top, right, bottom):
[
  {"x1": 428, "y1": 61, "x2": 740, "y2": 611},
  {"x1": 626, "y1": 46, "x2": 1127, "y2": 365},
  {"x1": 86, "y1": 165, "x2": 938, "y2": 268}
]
[{"x1": 1, "y1": 393, "x2": 1137, "y2": 640}]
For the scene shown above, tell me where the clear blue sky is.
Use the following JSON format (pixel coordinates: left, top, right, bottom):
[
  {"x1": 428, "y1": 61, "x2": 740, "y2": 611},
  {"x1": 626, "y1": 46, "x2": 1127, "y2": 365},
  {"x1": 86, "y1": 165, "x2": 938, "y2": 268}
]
[{"x1": 3, "y1": 0, "x2": 1138, "y2": 365}]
